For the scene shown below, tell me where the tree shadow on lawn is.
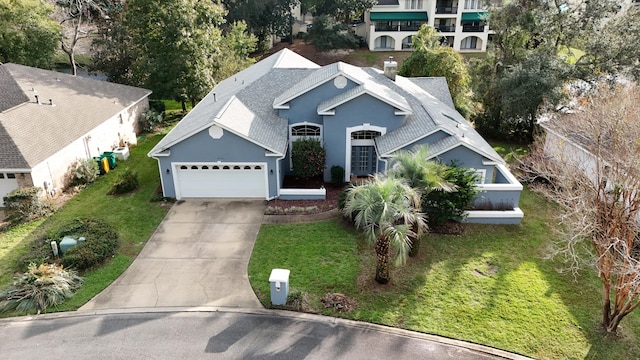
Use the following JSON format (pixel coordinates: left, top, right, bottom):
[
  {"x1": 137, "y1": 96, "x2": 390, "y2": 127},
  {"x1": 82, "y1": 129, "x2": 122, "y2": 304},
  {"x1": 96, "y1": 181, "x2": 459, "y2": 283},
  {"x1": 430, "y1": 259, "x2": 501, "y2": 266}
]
[{"x1": 345, "y1": 208, "x2": 640, "y2": 359}]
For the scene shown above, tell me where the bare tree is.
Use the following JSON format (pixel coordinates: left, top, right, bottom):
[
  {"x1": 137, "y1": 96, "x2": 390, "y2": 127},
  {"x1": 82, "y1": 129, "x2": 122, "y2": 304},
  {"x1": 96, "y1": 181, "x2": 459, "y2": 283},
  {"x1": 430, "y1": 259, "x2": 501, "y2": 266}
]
[
  {"x1": 54, "y1": 0, "x2": 107, "y2": 75},
  {"x1": 519, "y1": 84, "x2": 640, "y2": 334}
]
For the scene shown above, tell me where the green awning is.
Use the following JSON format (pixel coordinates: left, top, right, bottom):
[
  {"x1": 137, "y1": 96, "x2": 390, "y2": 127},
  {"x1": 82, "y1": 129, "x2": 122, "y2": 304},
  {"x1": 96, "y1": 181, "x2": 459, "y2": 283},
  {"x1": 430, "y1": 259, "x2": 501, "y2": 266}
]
[
  {"x1": 461, "y1": 12, "x2": 488, "y2": 22},
  {"x1": 370, "y1": 12, "x2": 428, "y2": 22}
]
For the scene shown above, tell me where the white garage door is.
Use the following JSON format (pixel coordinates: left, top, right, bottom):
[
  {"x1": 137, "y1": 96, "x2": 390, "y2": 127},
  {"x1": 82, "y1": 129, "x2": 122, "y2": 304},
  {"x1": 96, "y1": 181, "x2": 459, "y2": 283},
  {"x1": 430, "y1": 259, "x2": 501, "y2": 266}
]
[
  {"x1": 175, "y1": 163, "x2": 267, "y2": 199},
  {"x1": 0, "y1": 173, "x2": 19, "y2": 207}
]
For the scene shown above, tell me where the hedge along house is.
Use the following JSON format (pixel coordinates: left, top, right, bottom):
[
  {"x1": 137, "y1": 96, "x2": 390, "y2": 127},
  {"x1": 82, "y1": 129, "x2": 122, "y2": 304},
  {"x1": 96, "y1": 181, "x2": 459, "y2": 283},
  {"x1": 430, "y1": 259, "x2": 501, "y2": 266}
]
[
  {"x1": 0, "y1": 63, "x2": 151, "y2": 206},
  {"x1": 148, "y1": 49, "x2": 523, "y2": 224}
]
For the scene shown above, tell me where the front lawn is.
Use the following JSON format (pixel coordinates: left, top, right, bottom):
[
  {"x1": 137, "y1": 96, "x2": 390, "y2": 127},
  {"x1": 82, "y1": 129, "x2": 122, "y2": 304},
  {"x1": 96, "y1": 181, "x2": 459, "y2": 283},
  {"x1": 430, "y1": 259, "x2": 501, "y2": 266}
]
[
  {"x1": 0, "y1": 134, "x2": 170, "y2": 314},
  {"x1": 248, "y1": 188, "x2": 640, "y2": 360}
]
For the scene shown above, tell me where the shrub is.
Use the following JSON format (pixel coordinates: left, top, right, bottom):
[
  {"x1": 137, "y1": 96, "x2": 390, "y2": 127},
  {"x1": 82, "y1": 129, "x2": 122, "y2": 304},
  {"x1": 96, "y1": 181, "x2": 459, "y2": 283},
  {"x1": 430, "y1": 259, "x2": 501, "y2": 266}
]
[
  {"x1": 138, "y1": 109, "x2": 165, "y2": 133},
  {"x1": 0, "y1": 263, "x2": 82, "y2": 314},
  {"x1": 422, "y1": 162, "x2": 479, "y2": 225},
  {"x1": 291, "y1": 138, "x2": 326, "y2": 180},
  {"x1": 108, "y1": 168, "x2": 139, "y2": 195},
  {"x1": 148, "y1": 99, "x2": 166, "y2": 114},
  {"x1": 65, "y1": 158, "x2": 99, "y2": 189},
  {"x1": 50, "y1": 218, "x2": 119, "y2": 271},
  {"x1": 307, "y1": 15, "x2": 359, "y2": 51},
  {"x1": 18, "y1": 237, "x2": 55, "y2": 272},
  {"x1": 330, "y1": 165, "x2": 345, "y2": 186},
  {"x1": 3, "y1": 187, "x2": 53, "y2": 224}
]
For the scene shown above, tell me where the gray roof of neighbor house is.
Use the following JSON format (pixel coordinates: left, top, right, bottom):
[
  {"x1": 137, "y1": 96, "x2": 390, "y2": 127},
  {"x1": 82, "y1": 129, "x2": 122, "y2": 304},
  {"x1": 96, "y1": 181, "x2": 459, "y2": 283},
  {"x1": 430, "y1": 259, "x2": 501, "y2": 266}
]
[
  {"x1": 149, "y1": 48, "x2": 503, "y2": 165},
  {"x1": 0, "y1": 63, "x2": 151, "y2": 170}
]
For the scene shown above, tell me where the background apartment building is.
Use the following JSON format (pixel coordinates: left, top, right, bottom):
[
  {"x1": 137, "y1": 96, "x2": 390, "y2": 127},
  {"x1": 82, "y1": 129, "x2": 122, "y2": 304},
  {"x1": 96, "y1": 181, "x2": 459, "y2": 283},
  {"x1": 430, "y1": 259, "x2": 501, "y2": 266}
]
[{"x1": 355, "y1": 0, "x2": 491, "y2": 52}]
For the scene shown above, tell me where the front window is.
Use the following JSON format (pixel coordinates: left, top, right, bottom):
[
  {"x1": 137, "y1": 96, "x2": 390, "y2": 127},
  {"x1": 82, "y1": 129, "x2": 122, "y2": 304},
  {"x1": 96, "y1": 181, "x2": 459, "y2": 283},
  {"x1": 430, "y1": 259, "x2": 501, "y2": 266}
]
[
  {"x1": 464, "y1": 0, "x2": 483, "y2": 9},
  {"x1": 405, "y1": 0, "x2": 424, "y2": 9},
  {"x1": 290, "y1": 123, "x2": 322, "y2": 169},
  {"x1": 460, "y1": 36, "x2": 479, "y2": 49},
  {"x1": 351, "y1": 130, "x2": 380, "y2": 140}
]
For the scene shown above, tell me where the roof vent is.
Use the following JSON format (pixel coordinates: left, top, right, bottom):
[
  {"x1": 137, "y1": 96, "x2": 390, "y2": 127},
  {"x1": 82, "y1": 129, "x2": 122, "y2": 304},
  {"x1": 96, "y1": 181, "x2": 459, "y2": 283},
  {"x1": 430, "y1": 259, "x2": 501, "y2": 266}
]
[
  {"x1": 384, "y1": 56, "x2": 397, "y2": 81},
  {"x1": 49, "y1": 99, "x2": 55, "y2": 106},
  {"x1": 35, "y1": 95, "x2": 40, "y2": 105}
]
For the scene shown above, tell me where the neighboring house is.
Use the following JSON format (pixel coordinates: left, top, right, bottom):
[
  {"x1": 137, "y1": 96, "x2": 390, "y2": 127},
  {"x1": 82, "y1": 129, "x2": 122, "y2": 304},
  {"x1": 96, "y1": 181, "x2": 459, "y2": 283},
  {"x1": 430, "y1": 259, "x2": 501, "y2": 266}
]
[
  {"x1": 355, "y1": 0, "x2": 491, "y2": 52},
  {"x1": 0, "y1": 63, "x2": 151, "y2": 206},
  {"x1": 148, "y1": 49, "x2": 522, "y2": 224}
]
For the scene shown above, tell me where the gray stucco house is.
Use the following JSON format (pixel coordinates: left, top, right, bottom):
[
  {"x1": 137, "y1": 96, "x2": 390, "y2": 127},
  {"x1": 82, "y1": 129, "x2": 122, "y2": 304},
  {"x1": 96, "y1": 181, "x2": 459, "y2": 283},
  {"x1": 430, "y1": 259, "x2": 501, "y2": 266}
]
[{"x1": 148, "y1": 49, "x2": 523, "y2": 224}]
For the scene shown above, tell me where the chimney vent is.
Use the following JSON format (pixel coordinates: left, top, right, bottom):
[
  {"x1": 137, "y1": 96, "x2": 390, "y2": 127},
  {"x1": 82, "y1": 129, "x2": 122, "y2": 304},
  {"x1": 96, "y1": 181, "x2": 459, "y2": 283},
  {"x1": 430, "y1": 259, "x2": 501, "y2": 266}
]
[
  {"x1": 35, "y1": 95, "x2": 40, "y2": 105},
  {"x1": 214, "y1": 93, "x2": 217, "y2": 102},
  {"x1": 383, "y1": 56, "x2": 397, "y2": 81},
  {"x1": 49, "y1": 99, "x2": 55, "y2": 106}
]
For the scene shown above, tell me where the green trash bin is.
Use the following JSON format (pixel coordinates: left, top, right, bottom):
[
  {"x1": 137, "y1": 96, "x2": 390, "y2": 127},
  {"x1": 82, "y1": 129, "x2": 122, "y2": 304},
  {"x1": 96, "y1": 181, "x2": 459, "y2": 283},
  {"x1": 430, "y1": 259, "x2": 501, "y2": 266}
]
[
  {"x1": 93, "y1": 156, "x2": 106, "y2": 175},
  {"x1": 101, "y1": 152, "x2": 117, "y2": 170}
]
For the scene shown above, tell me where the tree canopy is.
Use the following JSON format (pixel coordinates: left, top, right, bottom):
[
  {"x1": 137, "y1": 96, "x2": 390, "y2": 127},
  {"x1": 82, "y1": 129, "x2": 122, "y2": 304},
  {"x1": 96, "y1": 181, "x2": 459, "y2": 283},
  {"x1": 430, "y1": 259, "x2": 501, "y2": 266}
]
[
  {"x1": 399, "y1": 25, "x2": 472, "y2": 117},
  {"x1": 470, "y1": 0, "x2": 640, "y2": 142},
  {"x1": 91, "y1": 0, "x2": 256, "y2": 107},
  {"x1": 221, "y1": 0, "x2": 297, "y2": 49},
  {"x1": 301, "y1": 0, "x2": 375, "y2": 23},
  {"x1": 0, "y1": 0, "x2": 60, "y2": 68}
]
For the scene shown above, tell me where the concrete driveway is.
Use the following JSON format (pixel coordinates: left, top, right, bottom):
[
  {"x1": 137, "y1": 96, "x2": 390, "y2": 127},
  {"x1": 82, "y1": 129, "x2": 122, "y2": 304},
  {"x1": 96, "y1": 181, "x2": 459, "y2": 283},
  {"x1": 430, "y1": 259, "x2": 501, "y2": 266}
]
[{"x1": 80, "y1": 200, "x2": 265, "y2": 310}]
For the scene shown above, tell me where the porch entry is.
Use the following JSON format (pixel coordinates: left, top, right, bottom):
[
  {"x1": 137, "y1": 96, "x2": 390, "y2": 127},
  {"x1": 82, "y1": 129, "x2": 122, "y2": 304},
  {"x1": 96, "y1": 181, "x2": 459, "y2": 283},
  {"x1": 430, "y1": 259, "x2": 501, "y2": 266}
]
[{"x1": 350, "y1": 130, "x2": 381, "y2": 177}]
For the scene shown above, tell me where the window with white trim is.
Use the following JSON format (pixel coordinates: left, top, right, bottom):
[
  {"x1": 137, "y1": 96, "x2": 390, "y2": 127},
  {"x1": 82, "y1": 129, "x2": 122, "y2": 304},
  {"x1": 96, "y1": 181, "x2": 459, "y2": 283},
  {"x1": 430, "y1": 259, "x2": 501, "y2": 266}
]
[
  {"x1": 289, "y1": 123, "x2": 323, "y2": 169},
  {"x1": 405, "y1": 0, "x2": 423, "y2": 9},
  {"x1": 472, "y1": 169, "x2": 486, "y2": 184}
]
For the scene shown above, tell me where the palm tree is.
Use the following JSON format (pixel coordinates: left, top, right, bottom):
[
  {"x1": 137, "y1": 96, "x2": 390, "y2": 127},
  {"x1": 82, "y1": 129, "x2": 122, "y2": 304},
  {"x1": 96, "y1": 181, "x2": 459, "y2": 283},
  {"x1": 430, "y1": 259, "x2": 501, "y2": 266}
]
[
  {"x1": 342, "y1": 175, "x2": 426, "y2": 284},
  {"x1": 388, "y1": 145, "x2": 455, "y2": 256}
]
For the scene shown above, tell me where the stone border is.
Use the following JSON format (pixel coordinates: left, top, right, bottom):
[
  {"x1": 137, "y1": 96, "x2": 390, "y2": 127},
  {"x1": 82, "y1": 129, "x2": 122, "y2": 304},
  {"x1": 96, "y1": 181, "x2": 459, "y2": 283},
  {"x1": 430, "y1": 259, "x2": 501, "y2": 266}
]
[{"x1": 262, "y1": 208, "x2": 341, "y2": 224}]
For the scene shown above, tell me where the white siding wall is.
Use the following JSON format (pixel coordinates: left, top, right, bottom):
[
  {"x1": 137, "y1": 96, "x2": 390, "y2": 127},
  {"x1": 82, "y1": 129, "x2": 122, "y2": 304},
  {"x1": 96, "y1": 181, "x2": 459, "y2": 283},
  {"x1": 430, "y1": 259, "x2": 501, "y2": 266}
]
[{"x1": 30, "y1": 99, "x2": 148, "y2": 193}]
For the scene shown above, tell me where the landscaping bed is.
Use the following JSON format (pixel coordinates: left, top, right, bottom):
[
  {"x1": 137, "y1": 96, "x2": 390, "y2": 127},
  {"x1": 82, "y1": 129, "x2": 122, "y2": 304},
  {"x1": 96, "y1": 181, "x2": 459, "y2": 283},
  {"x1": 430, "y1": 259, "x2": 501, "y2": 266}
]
[
  {"x1": 249, "y1": 188, "x2": 640, "y2": 360},
  {"x1": 265, "y1": 176, "x2": 343, "y2": 215}
]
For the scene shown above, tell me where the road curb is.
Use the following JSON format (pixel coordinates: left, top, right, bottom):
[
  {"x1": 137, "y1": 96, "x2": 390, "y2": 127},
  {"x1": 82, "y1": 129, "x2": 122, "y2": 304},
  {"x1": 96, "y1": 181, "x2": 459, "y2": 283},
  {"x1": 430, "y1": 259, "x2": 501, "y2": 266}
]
[{"x1": 1, "y1": 306, "x2": 533, "y2": 360}]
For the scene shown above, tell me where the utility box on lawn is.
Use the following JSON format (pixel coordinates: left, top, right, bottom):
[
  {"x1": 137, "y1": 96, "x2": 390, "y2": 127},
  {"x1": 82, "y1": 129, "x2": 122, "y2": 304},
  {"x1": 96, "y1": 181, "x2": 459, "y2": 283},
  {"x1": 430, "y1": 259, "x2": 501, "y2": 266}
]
[
  {"x1": 269, "y1": 269, "x2": 290, "y2": 306},
  {"x1": 59, "y1": 236, "x2": 78, "y2": 254}
]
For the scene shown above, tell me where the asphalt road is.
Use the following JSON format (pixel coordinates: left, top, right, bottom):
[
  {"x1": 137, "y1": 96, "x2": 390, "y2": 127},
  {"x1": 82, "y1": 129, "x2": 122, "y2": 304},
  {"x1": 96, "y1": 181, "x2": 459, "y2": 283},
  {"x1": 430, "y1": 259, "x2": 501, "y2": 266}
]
[{"x1": 0, "y1": 309, "x2": 521, "y2": 360}]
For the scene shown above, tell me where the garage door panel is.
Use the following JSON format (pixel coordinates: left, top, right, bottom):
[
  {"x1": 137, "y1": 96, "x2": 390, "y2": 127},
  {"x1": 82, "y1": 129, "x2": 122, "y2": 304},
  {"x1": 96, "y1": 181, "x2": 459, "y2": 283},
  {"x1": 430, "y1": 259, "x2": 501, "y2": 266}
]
[{"x1": 175, "y1": 164, "x2": 266, "y2": 199}]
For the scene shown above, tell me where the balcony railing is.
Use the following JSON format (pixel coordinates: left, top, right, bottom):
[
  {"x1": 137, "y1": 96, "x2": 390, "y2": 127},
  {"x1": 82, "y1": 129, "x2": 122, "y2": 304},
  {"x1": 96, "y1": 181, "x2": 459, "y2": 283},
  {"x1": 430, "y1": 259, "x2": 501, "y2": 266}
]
[
  {"x1": 400, "y1": 24, "x2": 422, "y2": 31},
  {"x1": 435, "y1": 6, "x2": 458, "y2": 14},
  {"x1": 435, "y1": 25, "x2": 456, "y2": 32},
  {"x1": 374, "y1": 22, "x2": 427, "y2": 32},
  {"x1": 462, "y1": 24, "x2": 485, "y2": 32}
]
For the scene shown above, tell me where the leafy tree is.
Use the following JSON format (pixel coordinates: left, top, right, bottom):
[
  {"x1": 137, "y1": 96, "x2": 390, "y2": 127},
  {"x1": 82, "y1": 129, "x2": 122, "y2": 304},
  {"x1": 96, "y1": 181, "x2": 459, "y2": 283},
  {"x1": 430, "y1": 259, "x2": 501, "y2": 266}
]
[
  {"x1": 89, "y1": 1, "x2": 135, "y2": 83},
  {"x1": 217, "y1": 21, "x2": 258, "y2": 81},
  {"x1": 221, "y1": 0, "x2": 297, "y2": 49},
  {"x1": 343, "y1": 175, "x2": 426, "y2": 284},
  {"x1": 0, "y1": 0, "x2": 60, "y2": 68},
  {"x1": 291, "y1": 138, "x2": 326, "y2": 180},
  {"x1": 126, "y1": 0, "x2": 227, "y2": 110},
  {"x1": 0, "y1": 263, "x2": 82, "y2": 314},
  {"x1": 518, "y1": 84, "x2": 640, "y2": 334},
  {"x1": 307, "y1": 15, "x2": 359, "y2": 51},
  {"x1": 471, "y1": 0, "x2": 639, "y2": 142},
  {"x1": 301, "y1": 0, "x2": 376, "y2": 23},
  {"x1": 388, "y1": 145, "x2": 454, "y2": 256},
  {"x1": 399, "y1": 26, "x2": 472, "y2": 117}
]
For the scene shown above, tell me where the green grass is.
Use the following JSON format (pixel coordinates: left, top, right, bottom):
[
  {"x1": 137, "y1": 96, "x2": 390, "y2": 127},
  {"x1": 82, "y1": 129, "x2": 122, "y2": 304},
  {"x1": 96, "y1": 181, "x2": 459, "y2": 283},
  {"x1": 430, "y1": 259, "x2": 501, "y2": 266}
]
[
  {"x1": 249, "y1": 188, "x2": 640, "y2": 359},
  {"x1": 249, "y1": 220, "x2": 360, "y2": 310},
  {"x1": 162, "y1": 100, "x2": 193, "y2": 112},
  {"x1": 0, "y1": 134, "x2": 170, "y2": 315}
]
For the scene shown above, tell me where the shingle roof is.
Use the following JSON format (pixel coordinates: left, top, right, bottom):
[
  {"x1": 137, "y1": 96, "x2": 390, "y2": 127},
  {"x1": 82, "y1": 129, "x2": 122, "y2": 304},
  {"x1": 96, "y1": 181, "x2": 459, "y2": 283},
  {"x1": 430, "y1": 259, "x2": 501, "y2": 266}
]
[
  {"x1": 149, "y1": 49, "x2": 319, "y2": 156},
  {"x1": 0, "y1": 63, "x2": 151, "y2": 169},
  {"x1": 149, "y1": 49, "x2": 504, "y2": 165},
  {"x1": 0, "y1": 65, "x2": 30, "y2": 113}
]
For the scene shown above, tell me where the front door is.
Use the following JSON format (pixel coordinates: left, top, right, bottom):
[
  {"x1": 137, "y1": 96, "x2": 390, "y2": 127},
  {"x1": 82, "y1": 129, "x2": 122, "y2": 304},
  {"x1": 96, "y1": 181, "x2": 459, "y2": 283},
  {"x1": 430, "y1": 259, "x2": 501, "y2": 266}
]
[{"x1": 351, "y1": 146, "x2": 377, "y2": 177}]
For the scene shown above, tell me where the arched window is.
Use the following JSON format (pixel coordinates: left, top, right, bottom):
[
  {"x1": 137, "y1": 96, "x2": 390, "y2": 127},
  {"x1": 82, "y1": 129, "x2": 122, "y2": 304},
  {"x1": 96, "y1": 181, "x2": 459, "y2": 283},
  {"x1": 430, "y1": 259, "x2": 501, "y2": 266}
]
[{"x1": 180, "y1": 165, "x2": 188, "y2": 170}]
